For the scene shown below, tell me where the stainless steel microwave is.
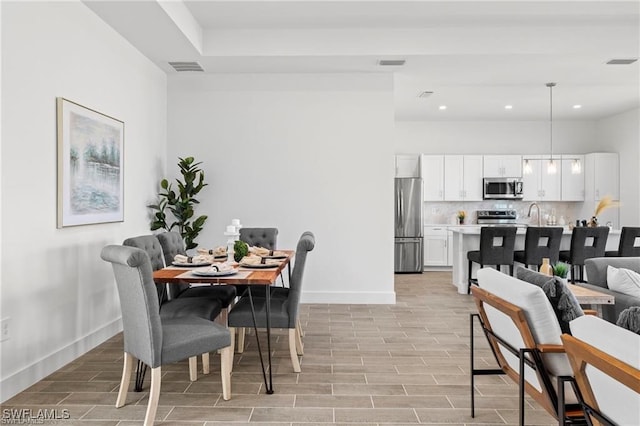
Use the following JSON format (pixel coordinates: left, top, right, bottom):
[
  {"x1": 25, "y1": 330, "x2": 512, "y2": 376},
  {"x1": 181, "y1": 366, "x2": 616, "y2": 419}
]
[{"x1": 483, "y1": 178, "x2": 524, "y2": 200}]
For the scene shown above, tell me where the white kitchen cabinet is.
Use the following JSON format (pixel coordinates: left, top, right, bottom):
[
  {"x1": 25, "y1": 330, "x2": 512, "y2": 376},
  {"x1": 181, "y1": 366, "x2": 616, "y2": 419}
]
[
  {"x1": 443, "y1": 155, "x2": 483, "y2": 201},
  {"x1": 560, "y1": 155, "x2": 585, "y2": 201},
  {"x1": 522, "y1": 155, "x2": 561, "y2": 201},
  {"x1": 581, "y1": 153, "x2": 619, "y2": 228},
  {"x1": 395, "y1": 154, "x2": 421, "y2": 177},
  {"x1": 424, "y1": 226, "x2": 448, "y2": 266},
  {"x1": 483, "y1": 155, "x2": 522, "y2": 178},
  {"x1": 421, "y1": 155, "x2": 444, "y2": 201}
]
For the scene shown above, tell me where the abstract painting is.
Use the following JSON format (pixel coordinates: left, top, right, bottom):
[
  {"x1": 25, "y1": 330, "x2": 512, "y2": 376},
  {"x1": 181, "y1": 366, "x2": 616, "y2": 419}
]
[{"x1": 57, "y1": 98, "x2": 124, "y2": 227}]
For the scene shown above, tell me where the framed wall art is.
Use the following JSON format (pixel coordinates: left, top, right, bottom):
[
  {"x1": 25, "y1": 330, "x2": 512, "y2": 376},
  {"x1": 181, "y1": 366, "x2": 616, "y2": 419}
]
[{"x1": 57, "y1": 98, "x2": 124, "y2": 228}]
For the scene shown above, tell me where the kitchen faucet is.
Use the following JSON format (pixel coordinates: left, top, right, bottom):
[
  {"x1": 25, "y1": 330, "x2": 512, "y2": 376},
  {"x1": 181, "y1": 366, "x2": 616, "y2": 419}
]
[{"x1": 528, "y1": 202, "x2": 541, "y2": 227}]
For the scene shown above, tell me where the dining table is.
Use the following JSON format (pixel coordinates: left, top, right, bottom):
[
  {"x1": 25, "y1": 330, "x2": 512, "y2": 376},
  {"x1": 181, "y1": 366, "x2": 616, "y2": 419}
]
[{"x1": 152, "y1": 249, "x2": 294, "y2": 394}]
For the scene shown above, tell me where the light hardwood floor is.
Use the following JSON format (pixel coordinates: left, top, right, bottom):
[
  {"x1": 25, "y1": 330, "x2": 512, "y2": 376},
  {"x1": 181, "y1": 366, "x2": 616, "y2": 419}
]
[{"x1": 1, "y1": 272, "x2": 556, "y2": 425}]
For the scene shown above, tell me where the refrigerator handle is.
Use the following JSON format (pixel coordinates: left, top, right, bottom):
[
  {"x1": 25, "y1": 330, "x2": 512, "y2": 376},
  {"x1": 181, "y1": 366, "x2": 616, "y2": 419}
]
[{"x1": 398, "y1": 187, "x2": 404, "y2": 226}]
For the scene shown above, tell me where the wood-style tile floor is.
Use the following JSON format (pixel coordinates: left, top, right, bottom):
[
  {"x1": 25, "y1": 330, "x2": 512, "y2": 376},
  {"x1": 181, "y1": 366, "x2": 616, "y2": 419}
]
[{"x1": 1, "y1": 272, "x2": 556, "y2": 425}]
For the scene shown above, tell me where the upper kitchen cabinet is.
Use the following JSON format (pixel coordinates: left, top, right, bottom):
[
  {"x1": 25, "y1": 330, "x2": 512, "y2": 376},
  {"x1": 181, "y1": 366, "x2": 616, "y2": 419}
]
[
  {"x1": 444, "y1": 155, "x2": 483, "y2": 201},
  {"x1": 483, "y1": 155, "x2": 522, "y2": 178},
  {"x1": 521, "y1": 155, "x2": 561, "y2": 201},
  {"x1": 560, "y1": 154, "x2": 585, "y2": 201},
  {"x1": 584, "y1": 153, "x2": 619, "y2": 201},
  {"x1": 395, "y1": 154, "x2": 421, "y2": 178},
  {"x1": 421, "y1": 155, "x2": 444, "y2": 201}
]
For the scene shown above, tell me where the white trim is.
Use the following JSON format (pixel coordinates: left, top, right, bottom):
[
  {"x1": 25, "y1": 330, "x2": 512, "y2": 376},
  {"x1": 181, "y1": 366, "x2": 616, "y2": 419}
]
[
  {"x1": 301, "y1": 291, "x2": 396, "y2": 304},
  {"x1": 0, "y1": 318, "x2": 122, "y2": 403}
]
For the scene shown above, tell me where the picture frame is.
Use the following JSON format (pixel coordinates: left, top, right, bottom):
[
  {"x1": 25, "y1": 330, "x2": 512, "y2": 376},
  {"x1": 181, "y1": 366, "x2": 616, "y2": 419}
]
[{"x1": 57, "y1": 98, "x2": 124, "y2": 228}]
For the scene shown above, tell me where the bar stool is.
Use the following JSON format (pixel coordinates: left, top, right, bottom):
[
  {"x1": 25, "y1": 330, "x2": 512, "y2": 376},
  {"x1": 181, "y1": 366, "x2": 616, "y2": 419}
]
[
  {"x1": 605, "y1": 226, "x2": 640, "y2": 257},
  {"x1": 559, "y1": 226, "x2": 609, "y2": 283},
  {"x1": 467, "y1": 226, "x2": 517, "y2": 293},
  {"x1": 513, "y1": 226, "x2": 563, "y2": 270}
]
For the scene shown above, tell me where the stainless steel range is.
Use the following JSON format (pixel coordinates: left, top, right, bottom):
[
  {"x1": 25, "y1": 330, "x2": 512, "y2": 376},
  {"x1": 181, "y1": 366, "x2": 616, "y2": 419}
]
[{"x1": 476, "y1": 209, "x2": 518, "y2": 225}]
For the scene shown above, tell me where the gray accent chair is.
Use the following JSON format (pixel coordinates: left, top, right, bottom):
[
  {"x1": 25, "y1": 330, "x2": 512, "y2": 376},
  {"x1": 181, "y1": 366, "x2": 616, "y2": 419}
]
[
  {"x1": 123, "y1": 235, "x2": 223, "y2": 377},
  {"x1": 228, "y1": 231, "x2": 315, "y2": 373},
  {"x1": 467, "y1": 226, "x2": 517, "y2": 293},
  {"x1": 579, "y1": 257, "x2": 640, "y2": 323},
  {"x1": 239, "y1": 227, "x2": 278, "y2": 249},
  {"x1": 559, "y1": 226, "x2": 609, "y2": 283},
  {"x1": 155, "y1": 231, "x2": 236, "y2": 307},
  {"x1": 513, "y1": 226, "x2": 563, "y2": 270},
  {"x1": 101, "y1": 245, "x2": 232, "y2": 426}
]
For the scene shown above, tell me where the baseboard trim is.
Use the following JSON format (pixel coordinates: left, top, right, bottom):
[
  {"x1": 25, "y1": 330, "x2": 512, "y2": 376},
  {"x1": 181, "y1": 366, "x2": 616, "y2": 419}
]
[
  {"x1": 0, "y1": 318, "x2": 122, "y2": 403},
  {"x1": 301, "y1": 291, "x2": 396, "y2": 304}
]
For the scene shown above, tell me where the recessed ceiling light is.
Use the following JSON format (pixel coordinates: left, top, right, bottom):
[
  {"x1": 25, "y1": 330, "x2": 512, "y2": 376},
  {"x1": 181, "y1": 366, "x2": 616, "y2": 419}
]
[
  {"x1": 439, "y1": 105, "x2": 447, "y2": 110},
  {"x1": 573, "y1": 105, "x2": 582, "y2": 109},
  {"x1": 606, "y1": 58, "x2": 637, "y2": 65},
  {"x1": 505, "y1": 105, "x2": 513, "y2": 110},
  {"x1": 378, "y1": 59, "x2": 406, "y2": 66}
]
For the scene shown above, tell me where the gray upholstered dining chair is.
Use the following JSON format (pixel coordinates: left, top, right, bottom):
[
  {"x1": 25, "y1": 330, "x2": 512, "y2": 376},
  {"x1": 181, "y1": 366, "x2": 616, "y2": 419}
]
[
  {"x1": 155, "y1": 231, "x2": 236, "y2": 308},
  {"x1": 513, "y1": 226, "x2": 563, "y2": 270},
  {"x1": 605, "y1": 226, "x2": 640, "y2": 257},
  {"x1": 559, "y1": 226, "x2": 609, "y2": 283},
  {"x1": 101, "y1": 245, "x2": 232, "y2": 426},
  {"x1": 239, "y1": 227, "x2": 278, "y2": 249},
  {"x1": 228, "y1": 231, "x2": 315, "y2": 373},
  {"x1": 467, "y1": 226, "x2": 517, "y2": 293},
  {"x1": 123, "y1": 234, "x2": 224, "y2": 378}
]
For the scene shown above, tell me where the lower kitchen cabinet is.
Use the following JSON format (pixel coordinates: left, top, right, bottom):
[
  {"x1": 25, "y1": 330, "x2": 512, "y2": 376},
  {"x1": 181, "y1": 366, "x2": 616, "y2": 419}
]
[{"x1": 424, "y1": 226, "x2": 452, "y2": 266}]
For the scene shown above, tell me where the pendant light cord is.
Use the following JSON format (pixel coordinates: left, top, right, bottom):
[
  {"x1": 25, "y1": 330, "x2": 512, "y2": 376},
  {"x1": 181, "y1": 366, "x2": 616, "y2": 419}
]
[{"x1": 547, "y1": 82, "x2": 556, "y2": 163}]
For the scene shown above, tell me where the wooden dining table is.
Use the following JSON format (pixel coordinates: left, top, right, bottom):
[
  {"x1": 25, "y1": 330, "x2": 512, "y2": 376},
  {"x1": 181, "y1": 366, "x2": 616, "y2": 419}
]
[{"x1": 152, "y1": 250, "x2": 294, "y2": 394}]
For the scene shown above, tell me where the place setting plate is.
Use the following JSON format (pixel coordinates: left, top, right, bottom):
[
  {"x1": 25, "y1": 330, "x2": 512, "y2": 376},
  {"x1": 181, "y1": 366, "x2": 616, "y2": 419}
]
[
  {"x1": 240, "y1": 262, "x2": 280, "y2": 269},
  {"x1": 192, "y1": 267, "x2": 238, "y2": 277},
  {"x1": 172, "y1": 261, "x2": 212, "y2": 267}
]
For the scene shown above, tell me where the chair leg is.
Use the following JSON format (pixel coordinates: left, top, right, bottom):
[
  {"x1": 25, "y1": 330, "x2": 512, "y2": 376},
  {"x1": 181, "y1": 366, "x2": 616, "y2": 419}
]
[
  {"x1": 228, "y1": 327, "x2": 236, "y2": 372},
  {"x1": 202, "y1": 353, "x2": 210, "y2": 375},
  {"x1": 116, "y1": 352, "x2": 134, "y2": 408},
  {"x1": 509, "y1": 264, "x2": 514, "y2": 276},
  {"x1": 144, "y1": 366, "x2": 161, "y2": 426},
  {"x1": 188, "y1": 356, "x2": 197, "y2": 381},
  {"x1": 288, "y1": 328, "x2": 301, "y2": 373},
  {"x1": 295, "y1": 325, "x2": 304, "y2": 356},
  {"x1": 467, "y1": 260, "x2": 473, "y2": 294},
  {"x1": 236, "y1": 328, "x2": 246, "y2": 353},
  {"x1": 220, "y1": 345, "x2": 232, "y2": 401},
  {"x1": 297, "y1": 319, "x2": 304, "y2": 338}
]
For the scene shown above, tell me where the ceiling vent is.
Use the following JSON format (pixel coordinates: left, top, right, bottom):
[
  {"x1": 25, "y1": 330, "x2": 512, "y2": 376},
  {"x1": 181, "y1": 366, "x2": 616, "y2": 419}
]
[
  {"x1": 378, "y1": 59, "x2": 406, "y2": 67},
  {"x1": 169, "y1": 61, "x2": 204, "y2": 72},
  {"x1": 418, "y1": 91, "x2": 434, "y2": 98},
  {"x1": 606, "y1": 58, "x2": 637, "y2": 65}
]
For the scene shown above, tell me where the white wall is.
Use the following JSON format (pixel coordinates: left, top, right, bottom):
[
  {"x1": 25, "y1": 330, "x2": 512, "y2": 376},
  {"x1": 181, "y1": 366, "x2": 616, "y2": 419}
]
[
  {"x1": 395, "y1": 120, "x2": 600, "y2": 155},
  {"x1": 596, "y1": 108, "x2": 640, "y2": 226},
  {"x1": 0, "y1": 1, "x2": 167, "y2": 401},
  {"x1": 167, "y1": 73, "x2": 395, "y2": 304}
]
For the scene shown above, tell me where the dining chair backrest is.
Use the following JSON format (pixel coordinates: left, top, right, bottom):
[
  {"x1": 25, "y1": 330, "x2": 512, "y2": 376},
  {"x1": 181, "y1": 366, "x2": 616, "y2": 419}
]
[
  {"x1": 618, "y1": 226, "x2": 640, "y2": 257},
  {"x1": 101, "y1": 245, "x2": 163, "y2": 368},
  {"x1": 478, "y1": 226, "x2": 517, "y2": 265},
  {"x1": 122, "y1": 234, "x2": 166, "y2": 301},
  {"x1": 287, "y1": 231, "x2": 315, "y2": 327},
  {"x1": 240, "y1": 228, "x2": 278, "y2": 250},
  {"x1": 568, "y1": 226, "x2": 609, "y2": 264},
  {"x1": 522, "y1": 226, "x2": 563, "y2": 265},
  {"x1": 156, "y1": 232, "x2": 190, "y2": 297}
]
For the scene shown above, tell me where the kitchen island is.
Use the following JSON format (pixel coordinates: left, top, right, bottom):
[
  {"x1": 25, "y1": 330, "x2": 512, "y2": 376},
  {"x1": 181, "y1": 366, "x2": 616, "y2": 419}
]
[{"x1": 450, "y1": 226, "x2": 621, "y2": 294}]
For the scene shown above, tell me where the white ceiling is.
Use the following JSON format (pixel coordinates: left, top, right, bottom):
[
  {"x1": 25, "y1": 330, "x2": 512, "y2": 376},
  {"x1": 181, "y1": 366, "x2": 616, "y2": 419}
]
[{"x1": 84, "y1": 0, "x2": 640, "y2": 121}]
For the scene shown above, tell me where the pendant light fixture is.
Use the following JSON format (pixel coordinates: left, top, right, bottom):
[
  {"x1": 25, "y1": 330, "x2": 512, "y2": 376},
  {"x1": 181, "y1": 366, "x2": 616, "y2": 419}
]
[{"x1": 546, "y1": 82, "x2": 557, "y2": 174}]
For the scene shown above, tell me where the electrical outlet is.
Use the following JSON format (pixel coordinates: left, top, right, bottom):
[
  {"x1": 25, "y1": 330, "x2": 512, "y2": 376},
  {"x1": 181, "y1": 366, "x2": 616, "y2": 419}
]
[{"x1": 1, "y1": 318, "x2": 10, "y2": 342}]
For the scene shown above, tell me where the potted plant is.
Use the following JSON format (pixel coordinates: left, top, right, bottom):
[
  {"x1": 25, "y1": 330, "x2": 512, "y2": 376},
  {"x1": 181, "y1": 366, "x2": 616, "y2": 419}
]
[
  {"x1": 552, "y1": 262, "x2": 570, "y2": 282},
  {"x1": 457, "y1": 210, "x2": 466, "y2": 225},
  {"x1": 148, "y1": 157, "x2": 208, "y2": 250}
]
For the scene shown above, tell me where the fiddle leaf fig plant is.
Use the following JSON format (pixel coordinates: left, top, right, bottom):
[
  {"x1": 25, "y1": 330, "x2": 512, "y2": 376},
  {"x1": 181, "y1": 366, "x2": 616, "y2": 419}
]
[{"x1": 148, "y1": 156, "x2": 208, "y2": 250}]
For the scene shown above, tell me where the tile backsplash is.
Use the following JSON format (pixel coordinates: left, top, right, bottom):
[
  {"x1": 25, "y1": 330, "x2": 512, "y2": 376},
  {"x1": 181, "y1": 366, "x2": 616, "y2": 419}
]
[{"x1": 424, "y1": 200, "x2": 584, "y2": 226}]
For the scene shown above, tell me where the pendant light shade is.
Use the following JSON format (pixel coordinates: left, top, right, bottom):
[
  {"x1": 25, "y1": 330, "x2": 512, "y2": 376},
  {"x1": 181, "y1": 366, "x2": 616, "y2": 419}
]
[{"x1": 546, "y1": 82, "x2": 557, "y2": 175}]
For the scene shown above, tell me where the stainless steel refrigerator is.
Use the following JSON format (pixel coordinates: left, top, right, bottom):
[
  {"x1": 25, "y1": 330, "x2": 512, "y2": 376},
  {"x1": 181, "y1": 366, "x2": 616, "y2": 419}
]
[{"x1": 394, "y1": 178, "x2": 424, "y2": 273}]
